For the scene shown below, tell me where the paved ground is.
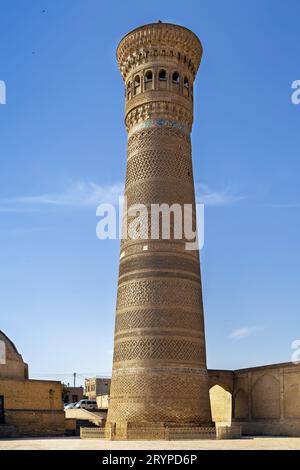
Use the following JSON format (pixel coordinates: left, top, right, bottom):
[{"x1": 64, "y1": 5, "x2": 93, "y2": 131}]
[{"x1": 1, "y1": 436, "x2": 300, "y2": 450}]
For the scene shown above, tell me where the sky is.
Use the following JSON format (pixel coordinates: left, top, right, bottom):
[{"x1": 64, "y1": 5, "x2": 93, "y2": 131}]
[{"x1": 0, "y1": 0, "x2": 299, "y2": 386}]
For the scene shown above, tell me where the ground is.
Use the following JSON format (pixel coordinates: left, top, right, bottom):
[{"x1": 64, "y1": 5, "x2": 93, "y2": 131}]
[{"x1": 0, "y1": 436, "x2": 300, "y2": 450}]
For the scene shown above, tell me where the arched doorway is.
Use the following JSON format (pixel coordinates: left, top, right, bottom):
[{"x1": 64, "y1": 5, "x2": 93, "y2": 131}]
[{"x1": 209, "y1": 384, "x2": 232, "y2": 425}]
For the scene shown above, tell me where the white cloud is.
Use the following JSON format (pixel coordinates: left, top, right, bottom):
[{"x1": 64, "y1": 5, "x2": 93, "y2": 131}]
[
  {"x1": 0, "y1": 181, "x2": 124, "y2": 211},
  {"x1": 195, "y1": 184, "x2": 244, "y2": 207},
  {"x1": 0, "y1": 181, "x2": 243, "y2": 212},
  {"x1": 229, "y1": 326, "x2": 257, "y2": 340},
  {"x1": 0, "y1": 207, "x2": 42, "y2": 213}
]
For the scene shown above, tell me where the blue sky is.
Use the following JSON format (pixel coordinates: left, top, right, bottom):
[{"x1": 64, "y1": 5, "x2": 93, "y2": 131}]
[{"x1": 0, "y1": 0, "x2": 299, "y2": 386}]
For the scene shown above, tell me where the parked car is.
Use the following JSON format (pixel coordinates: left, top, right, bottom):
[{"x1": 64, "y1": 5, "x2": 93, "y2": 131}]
[
  {"x1": 64, "y1": 402, "x2": 78, "y2": 409},
  {"x1": 75, "y1": 399, "x2": 97, "y2": 410}
]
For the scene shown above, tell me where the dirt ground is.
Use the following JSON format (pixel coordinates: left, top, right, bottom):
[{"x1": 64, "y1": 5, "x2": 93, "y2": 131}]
[{"x1": 1, "y1": 436, "x2": 300, "y2": 450}]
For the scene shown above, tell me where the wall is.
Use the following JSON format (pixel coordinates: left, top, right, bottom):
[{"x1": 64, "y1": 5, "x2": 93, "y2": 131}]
[
  {"x1": 64, "y1": 386, "x2": 84, "y2": 404},
  {"x1": 85, "y1": 377, "x2": 111, "y2": 400},
  {"x1": 209, "y1": 385, "x2": 232, "y2": 424},
  {"x1": 96, "y1": 378, "x2": 111, "y2": 396},
  {"x1": 208, "y1": 370, "x2": 234, "y2": 424},
  {"x1": 233, "y1": 362, "x2": 300, "y2": 436},
  {"x1": 0, "y1": 378, "x2": 65, "y2": 436},
  {"x1": 96, "y1": 394, "x2": 109, "y2": 409},
  {"x1": 208, "y1": 362, "x2": 300, "y2": 437}
]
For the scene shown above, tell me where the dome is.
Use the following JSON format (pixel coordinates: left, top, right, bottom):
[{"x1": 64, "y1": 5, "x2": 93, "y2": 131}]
[{"x1": 0, "y1": 330, "x2": 28, "y2": 380}]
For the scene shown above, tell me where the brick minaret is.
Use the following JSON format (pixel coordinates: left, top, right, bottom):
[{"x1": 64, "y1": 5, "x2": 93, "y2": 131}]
[{"x1": 106, "y1": 22, "x2": 214, "y2": 440}]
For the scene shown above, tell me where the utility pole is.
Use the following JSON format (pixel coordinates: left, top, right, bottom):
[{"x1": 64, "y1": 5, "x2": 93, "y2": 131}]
[{"x1": 73, "y1": 372, "x2": 76, "y2": 387}]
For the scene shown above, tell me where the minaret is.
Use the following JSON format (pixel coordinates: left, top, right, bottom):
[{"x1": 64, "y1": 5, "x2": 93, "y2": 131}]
[{"x1": 106, "y1": 22, "x2": 214, "y2": 440}]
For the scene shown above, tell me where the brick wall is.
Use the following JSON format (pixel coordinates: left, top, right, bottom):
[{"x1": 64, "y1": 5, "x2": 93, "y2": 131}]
[
  {"x1": 0, "y1": 378, "x2": 65, "y2": 436},
  {"x1": 208, "y1": 362, "x2": 300, "y2": 437}
]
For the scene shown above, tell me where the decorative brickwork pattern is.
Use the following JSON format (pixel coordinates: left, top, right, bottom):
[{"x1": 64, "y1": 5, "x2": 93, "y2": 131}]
[
  {"x1": 110, "y1": 370, "x2": 207, "y2": 398},
  {"x1": 119, "y1": 253, "x2": 200, "y2": 277},
  {"x1": 125, "y1": 149, "x2": 193, "y2": 186},
  {"x1": 117, "y1": 23, "x2": 203, "y2": 80},
  {"x1": 119, "y1": 240, "x2": 200, "y2": 259},
  {"x1": 127, "y1": 126, "x2": 191, "y2": 158},
  {"x1": 113, "y1": 337, "x2": 204, "y2": 364},
  {"x1": 115, "y1": 307, "x2": 204, "y2": 333},
  {"x1": 125, "y1": 103, "x2": 193, "y2": 132},
  {"x1": 116, "y1": 279, "x2": 202, "y2": 309}
]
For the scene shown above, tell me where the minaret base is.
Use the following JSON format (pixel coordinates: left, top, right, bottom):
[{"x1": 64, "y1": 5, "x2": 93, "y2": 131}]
[{"x1": 105, "y1": 422, "x2": 216, "y2": 440}]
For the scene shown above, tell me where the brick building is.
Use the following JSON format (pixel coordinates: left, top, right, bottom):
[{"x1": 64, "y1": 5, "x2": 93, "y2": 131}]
[
  {"x1": 0, "y1": 330, "x2": 65, "y2": 437},
  {"x1": 85, "y1": 377, "x2": 111, "y2": 401},
  {"x1": 63, "y1": 386, "x2": 84, "y2": 404}
]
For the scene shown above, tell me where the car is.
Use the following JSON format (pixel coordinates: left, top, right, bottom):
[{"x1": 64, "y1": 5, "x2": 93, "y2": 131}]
[
  {"x1": 64, "y1": 402, "x2": 78, "y2": 409},
  {"x1": 75, "y1": 399, "x2": 97, "y2": 411}
]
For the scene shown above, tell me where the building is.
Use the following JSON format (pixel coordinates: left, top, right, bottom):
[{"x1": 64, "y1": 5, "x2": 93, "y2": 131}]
[
  {"x1": 85, "y1": 377, "x2": 111, "y2": 401},
  {"x1": 96, "y1": 394, "x2": 109, "y2": 410},
  {"x1": 106, "y1": 22, "x2": 214, "y2": 440},
  {"x1": 0, "y1": 330, "x2": 28, "y2": 380},
  {"x1": 63, "y1": 386, "x2": 84, "y2": 404},
  {"x1": 0, "y1": 330, "x2": 65, "y2": 437},
  {"x1": 208, "y1": 362, "x2": 300, "y2": 437}
]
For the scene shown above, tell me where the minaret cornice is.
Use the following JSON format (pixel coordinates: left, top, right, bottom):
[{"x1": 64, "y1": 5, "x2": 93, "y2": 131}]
[{"x1": 117, "y1": 22, "x2": 203, "y2": 81}]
